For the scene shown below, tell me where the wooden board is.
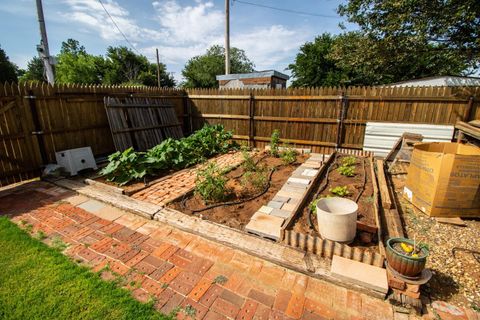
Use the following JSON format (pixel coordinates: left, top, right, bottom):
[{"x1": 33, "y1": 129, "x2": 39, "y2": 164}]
[{"x1": 104, "y1": 97, "x2": 183, "y2": 151}]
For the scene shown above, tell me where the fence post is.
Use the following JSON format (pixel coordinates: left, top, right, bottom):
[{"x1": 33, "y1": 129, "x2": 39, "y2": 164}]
[
  {"x1": 464, "y1": 96, "x2": 474, "y2": 122},
  {"x1": 248, "y1": 92, "x2": 255, "y2": 147},
  {"x1": 336, "y1": 92, "x2": 348, "y2": 149},
  {"x1": 26, "y1": 90, "x2": 48, "y2": 166}
]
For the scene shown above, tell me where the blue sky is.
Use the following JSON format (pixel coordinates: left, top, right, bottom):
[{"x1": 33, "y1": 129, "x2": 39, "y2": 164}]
[{"x1": 0, "y1": 0, "x2": 354, "y2": 82}]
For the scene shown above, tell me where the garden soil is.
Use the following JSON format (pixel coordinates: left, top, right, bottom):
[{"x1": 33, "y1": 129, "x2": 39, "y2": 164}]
[{"x1": 169, "y1": 153, "x2": 307, "y2": 230}]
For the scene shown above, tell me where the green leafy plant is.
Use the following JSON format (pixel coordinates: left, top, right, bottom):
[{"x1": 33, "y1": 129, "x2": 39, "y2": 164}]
[
  {"x1": 101, "y1": 125, "x2": 236, "y2": 185},
  {"x1": 100, "y1": 148, "x2": 147, "y2": 186},
  {"x1": 337, "y1": 165, "x2": 355, "y2": 177},
  {"x1": 270, "y1": 129, "x2": 280, "y2": 157},
  {"x1": 342, "y1": 156, "x2": 357, "y2": 166},
  {"x1": 309, "y1": 198, "x2": 319, "y2": 214},
  {"x1": 241, "y1": 167, "x2": 268, "y2": 192},
  {"x1": 281, "y1": 145, "x2": 297, "y2": 165},
  {"x1": 241, "y1": 145, "x2": 256, "y2": 172},
  {"x1": 329, "y1": 186, "x2": 350, "y2": 197},
  {"x1": 195, "y1": 163, "x2": 229, "y2": 203}
]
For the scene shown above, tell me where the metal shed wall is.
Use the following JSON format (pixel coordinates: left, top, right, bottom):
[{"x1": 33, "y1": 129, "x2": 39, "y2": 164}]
[{"x1": 363, "y1": 122, "x2": 454, "y2": 157}]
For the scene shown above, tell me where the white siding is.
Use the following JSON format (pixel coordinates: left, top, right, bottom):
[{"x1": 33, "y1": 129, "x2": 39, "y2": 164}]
[{"x1": 363, "y1": 122, "x2": 454, "y2": 157}]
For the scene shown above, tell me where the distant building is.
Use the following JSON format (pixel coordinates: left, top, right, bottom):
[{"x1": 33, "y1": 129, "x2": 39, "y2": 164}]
[
  {"x1": 216, "y1": 70, "x2": 289, "y2": 89},
  {"x1": 388, "y1": 76, "x2": 480, "y2": 87}
]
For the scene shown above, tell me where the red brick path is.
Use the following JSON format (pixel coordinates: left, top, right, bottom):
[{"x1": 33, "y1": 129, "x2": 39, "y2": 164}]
[{"x1": 2, "y1": 181, "x2": 398, "y2": 320}]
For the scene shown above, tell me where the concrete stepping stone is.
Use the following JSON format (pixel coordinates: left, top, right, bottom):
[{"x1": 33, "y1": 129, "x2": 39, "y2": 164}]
[
  {"x1": 287, "y1": 177, "x2": 310, "y2": 185},
  {"x1": 258, "y1": 206, "x2": 273, "y2": 214},
  {"x1": 267, "y1": 201, "x2": 283, "y2": 209},
  {"x1": 78, "y1": 199, "x2": 106, "y2": 213},
  {"x1": 330, "y1": 255, "x2": 388, "y2": 294},
  {"x1": 245, "y1": 212, "x2": 284, "y2": 241},
  {"x1": 269, "y1": 209, "x2": 291, "y2": 219},
  {"x1": 272, "y1": 195, "x2": 290, "y2": 203},
  {"x1": 281, "y1": 203, "x2": 296, "y2": 212},
  {"x1": 301, "y1": 169, "x2": 319, "y2": 177}
]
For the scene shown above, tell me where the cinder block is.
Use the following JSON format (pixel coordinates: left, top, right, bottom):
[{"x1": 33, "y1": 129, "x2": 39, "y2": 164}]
[
  {"x1": 267, "y1": 201, "x2": 283, "y2": 209},
  {"x1": 269, "y1": 209, "x2": 291, "y2": 219},
  {"x1": 258, "y1": 206, "x2": 273, "y2": 214},
  {"x1": 272, "y1": 195, "x2": 290, "y2": 203},
  {"x1": 287, "y1": 177, "x2": 310, "y2": 185},
  {"x1": 331, "y1": 255, "x2": 388, "y2": 294},
  {"x1": 245, "y1": 212, "x2": 284, "y2": 241}
]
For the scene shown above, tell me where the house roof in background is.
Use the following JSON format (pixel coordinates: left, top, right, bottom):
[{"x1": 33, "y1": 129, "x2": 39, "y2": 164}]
[
  {"x1": 388, "y1": 76, "x2": 480, "y2": 87},
  {"x1": 216, "y1": 70, "x2": 290, "y2": 81}
]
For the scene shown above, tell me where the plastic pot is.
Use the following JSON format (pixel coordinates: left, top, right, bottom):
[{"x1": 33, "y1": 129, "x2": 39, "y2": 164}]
[
  {"x1": 386, "y1": 237, "x2": 429, "y2": 277},
  {"x1": 316, "y1": 197, "x2": 358, "y2": 243}
]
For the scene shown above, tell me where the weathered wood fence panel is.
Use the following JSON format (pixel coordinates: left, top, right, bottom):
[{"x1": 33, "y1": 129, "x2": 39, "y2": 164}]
[{"x1": 1, "y1": 83, "x2": 479, "y2": 186}]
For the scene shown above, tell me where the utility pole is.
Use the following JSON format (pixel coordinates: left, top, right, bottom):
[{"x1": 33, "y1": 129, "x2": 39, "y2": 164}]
[
  {"x1": 225, "y1": 0, "x2": 230, "y2": 75},
  {"x1": 156, "y1": 48, "x2": 161, "y2": 87},
  {"x1": 35, "y1": 0, "x2": 55, "y2": 84}
]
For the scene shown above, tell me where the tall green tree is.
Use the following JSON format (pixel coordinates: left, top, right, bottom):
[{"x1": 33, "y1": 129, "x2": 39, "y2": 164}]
[
  {"x1": 55, "y1": 39, "x2": 105, "y2": 84},
  {"x1": 182, "y1": 45, "x2": 254, "y2": 88},
  {"x1": 288, "y1": 34, "x2": 348, "y2": 87},
  {"x1": 20, "y1": 57, "x2": 46, "y2": 82},
  {"x1": 0, "y1": 45, "x2": 18, "y2": 82},
  {"x1": 103, "y1": 46, "x2": 175, "y2": 87},
  {"x1": 338, "y1": 0, "x2": 479, "y2": 72}
]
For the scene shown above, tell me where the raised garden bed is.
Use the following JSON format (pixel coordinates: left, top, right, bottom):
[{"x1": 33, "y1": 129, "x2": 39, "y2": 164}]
[
  {"x1": 284, "y1": 151, "x2": 382, "y2": 257},
  {"x1": 169, "y1": 151, "x2": 308, "y2": 229}
]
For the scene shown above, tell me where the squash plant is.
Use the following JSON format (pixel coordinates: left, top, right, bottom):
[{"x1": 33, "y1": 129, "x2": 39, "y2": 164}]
[{"x1": 101, "y1": 125, "x2": 236, "y2": 185}]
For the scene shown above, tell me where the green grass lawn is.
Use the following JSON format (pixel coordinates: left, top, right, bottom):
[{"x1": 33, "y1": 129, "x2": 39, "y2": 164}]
[{"x1": 0, "y1": 217, "x2": 171, "y2": 320}]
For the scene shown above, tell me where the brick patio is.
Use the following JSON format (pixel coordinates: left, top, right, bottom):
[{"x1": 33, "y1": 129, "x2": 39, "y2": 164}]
[{"x1": 0, "y1": 180, "x2": 445, "y2": 320}]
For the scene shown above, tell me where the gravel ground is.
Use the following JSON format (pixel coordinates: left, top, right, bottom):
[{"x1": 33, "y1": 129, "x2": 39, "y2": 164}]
[{"x1": 390, "y1": 170, "x2": 480, "y2": 310}]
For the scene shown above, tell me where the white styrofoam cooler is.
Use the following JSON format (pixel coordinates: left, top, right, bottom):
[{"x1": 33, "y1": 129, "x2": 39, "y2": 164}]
[{"x1": 55, "y1": 147, "x2": 97, "y2": 176}]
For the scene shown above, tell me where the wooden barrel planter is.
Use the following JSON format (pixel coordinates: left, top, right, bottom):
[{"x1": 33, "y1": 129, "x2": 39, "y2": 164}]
[{"x1": 386, "y1": 237, "x2": 429, "y2": 277}]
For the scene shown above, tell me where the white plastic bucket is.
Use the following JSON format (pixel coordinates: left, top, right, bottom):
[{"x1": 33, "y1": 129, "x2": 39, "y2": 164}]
[{"x1": 316, "y1": 197, "x2": 358, "y2": 243}]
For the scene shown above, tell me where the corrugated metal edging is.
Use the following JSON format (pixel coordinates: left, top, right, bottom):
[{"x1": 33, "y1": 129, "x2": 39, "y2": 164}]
[{"x1": 363, "y1": 122, "x2": 454, "y2": 157}]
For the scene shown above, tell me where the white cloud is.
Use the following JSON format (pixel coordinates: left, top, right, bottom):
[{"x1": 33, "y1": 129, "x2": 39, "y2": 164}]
[
  {"x1": 152, "y1": 0, "x2": 223, "y2": 44},
  {"x1": 61, "y1": 0, "x2": 165, "y2": 43},
  {"x1": 58, "y1": 0, "x2": 311, "y2": 81},
  {"x1": 232, "y1": 25, "x2": 307, "y2": 70}
]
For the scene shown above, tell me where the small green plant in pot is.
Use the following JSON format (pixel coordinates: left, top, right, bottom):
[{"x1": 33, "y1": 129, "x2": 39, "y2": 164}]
[{"x1": 386, "y1": 237, "x2": 429, "y2": 277}]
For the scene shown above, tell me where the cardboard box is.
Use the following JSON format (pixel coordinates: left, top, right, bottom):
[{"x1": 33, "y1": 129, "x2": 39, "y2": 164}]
[{"x1": 404, "y1": 142, "x2": 480, "y2": 217}]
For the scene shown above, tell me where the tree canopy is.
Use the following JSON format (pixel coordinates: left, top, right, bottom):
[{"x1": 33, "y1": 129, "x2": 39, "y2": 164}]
[
  {"x1": 182, "y1": 45, "x2": 254, "y2": 88},
  {"x1": 289, "y1": 0, "x2": 478, "y2": 87},
  {"x1": 0, "y1": 45, "x2": 19, "y2": 82},
  {"x1": 19, "y1": 39, "x2": 175, "y2": 87}
]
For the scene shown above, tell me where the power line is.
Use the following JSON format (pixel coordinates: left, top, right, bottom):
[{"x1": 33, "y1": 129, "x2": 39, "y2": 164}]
[
  {"x1": 232, "y1": 0, "x2": 338, "y2": 18},
  {"x1": 97, "y1": 0, "x2": 141, "y2": 54}
]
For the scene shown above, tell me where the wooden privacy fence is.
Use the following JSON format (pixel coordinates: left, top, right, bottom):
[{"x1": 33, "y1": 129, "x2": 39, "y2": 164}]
[{"x1": 1, "y1": 83, "x2": 479, "y2": 186}]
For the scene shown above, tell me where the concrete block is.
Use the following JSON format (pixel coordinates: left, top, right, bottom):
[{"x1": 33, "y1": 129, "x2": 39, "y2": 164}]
[
  {"x1": 281, "y1": 203, "x2": 296, "y2": 212},
  {"x1": 330, "y1": 255, "x2": 388, "y2": 294},
  {"x1": 269, "y1": 208, "x2": 291, "y2": 219},
  {"x1": 285, "y1": 183, "x2": 308, "y2": 190},
  {"x1": 287, "y1": 177, "x2": 310, "y2": 185},
  {"x1": 77, "y1": 199, "x2": 106, "y2": 213},
  {"x1": 302, "y1": 169, "x2": 319, "y2": 177},
  {"x1": 258, "y1": 206, "x2": 273, "y2": 214},
  {"x1": 272, "y1": 195, "x2": 290, "y2": 203},
  {"x1": 245, "y1": 212, "x2": 284, "y2": 241},
  {"x1": 267, "y1": 201, "x2": 283, "y2": 209}
]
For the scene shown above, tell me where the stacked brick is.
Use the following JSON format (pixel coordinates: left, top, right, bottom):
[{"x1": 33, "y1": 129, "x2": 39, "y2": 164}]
[{"x1": 132, "y1": 152, "x2": 246, "y2": 206}]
